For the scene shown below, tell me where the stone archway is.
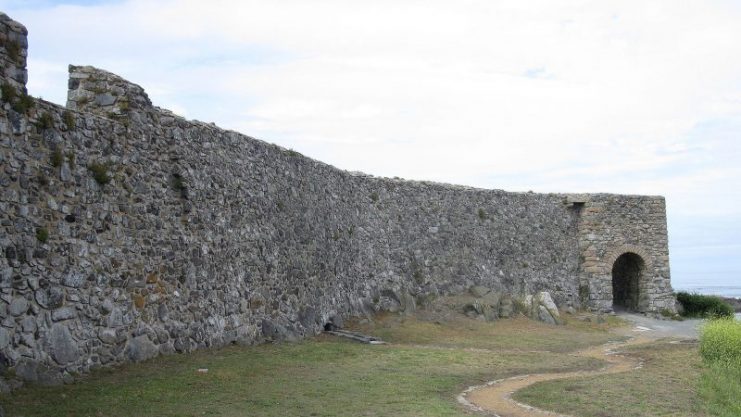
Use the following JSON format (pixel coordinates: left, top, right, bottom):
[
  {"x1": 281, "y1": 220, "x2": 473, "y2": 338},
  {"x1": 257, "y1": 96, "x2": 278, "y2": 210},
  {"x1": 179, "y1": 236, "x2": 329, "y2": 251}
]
[{"x1": 611, "y1": 252, "x2": 645, "y2": 311}]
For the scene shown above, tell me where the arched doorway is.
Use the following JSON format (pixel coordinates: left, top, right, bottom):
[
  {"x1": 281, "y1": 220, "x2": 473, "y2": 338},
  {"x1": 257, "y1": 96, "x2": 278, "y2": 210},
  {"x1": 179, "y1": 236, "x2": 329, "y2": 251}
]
[{"x1": 611, "y1": 252, "x2": 644, "y2": 311}]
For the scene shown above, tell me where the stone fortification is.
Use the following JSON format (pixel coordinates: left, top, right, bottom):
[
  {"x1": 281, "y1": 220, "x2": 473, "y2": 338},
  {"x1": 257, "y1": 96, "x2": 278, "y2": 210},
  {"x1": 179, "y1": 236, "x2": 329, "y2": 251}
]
[{"x1": 0, "y1": 13, "x2": 675, "y2": 388}]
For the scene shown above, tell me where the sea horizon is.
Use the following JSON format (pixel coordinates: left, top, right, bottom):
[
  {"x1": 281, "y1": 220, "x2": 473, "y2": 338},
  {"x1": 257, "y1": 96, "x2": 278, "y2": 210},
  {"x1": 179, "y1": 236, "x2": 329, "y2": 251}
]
[{"x1": 671, "y1": 284, "x2": 741, "y2": 299}]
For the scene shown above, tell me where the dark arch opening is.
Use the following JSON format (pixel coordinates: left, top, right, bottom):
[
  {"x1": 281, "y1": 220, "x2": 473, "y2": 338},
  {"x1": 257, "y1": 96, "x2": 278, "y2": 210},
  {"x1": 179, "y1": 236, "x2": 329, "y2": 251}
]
[{"x1": 611, "y1": 252, "x2": 644, "y2": 311}]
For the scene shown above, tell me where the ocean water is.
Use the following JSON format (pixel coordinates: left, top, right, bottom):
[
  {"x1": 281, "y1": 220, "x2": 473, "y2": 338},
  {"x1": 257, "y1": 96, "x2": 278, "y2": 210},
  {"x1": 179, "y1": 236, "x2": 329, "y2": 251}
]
[{"x1": 672, "y1": 285, "x2": 741, "y2": 299}]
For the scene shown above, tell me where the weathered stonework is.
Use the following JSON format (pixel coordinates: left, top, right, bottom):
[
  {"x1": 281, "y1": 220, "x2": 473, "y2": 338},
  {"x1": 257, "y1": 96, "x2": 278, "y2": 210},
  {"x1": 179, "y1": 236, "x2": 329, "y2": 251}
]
[{"x1": 0, "y1": 12, "x2": 675, "y2": 388}]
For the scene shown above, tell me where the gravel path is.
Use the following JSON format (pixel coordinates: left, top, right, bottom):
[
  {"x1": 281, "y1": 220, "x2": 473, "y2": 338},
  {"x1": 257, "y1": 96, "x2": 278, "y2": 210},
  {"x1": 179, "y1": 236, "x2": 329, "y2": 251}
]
[{"x1": 616, "y1": 313, "x2": 703, "y2": 340}]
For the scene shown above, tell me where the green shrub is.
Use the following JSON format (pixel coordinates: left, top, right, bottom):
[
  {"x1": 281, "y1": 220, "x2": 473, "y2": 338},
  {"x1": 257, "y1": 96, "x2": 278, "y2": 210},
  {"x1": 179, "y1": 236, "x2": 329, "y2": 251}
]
[
  {"x1": 50, "y1": 148, "x2": 63, "y2": 167},
  {"x1": 578, "y1": 283, "x2": 590, "y2": 307},
  {"x1": 37, "y1": 112, "x2": 54, "y2": 130},
  {"x1": 36, "y1": 227, "x2": 49, "y2": 243},
  {"x1": 87, "y1": 162, "x2": 111, "y2": 185},
  {"x1": 1, "y1": 83, "x2": 17, "y2": 103},
  {"x1": 4, "y1": 40, "x2": 22, "y2": 63},
  {"x1": 66, "y1": 152, "x2": 76, "y2": 169},
  {"x1": 62, "y1": 110, "x2": 75, "y2": 129},
  {"x1": 700, "y1": 319, "x2": 741, "y2": 366},
  {"x1": 171, "y1": 173, "x2": 188, "y2": 198},
  {"x1": 478, "y1": 208, "x2": 487, "y2": 220},
  {"x1": 676, "y1": 292, "x2": 733, "y2": 318},
  {"x1": 370, "y1": 192, "x2": 379, "y2": 203},
  {"x1": 13, "y1": 92, "x2": 34, "y2": 114}
]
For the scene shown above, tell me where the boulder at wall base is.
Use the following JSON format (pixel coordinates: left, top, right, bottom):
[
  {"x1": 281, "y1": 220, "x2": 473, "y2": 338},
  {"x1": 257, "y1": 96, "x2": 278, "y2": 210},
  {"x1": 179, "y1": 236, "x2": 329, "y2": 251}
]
[
  {"x1": 462, "y1": 293, "x2": 501, "y2": 322},
  {"x1": 125, "y1": 335, "x2": 158, "y2": 362},
  {"x1": 49, "y1": 323, "x2": 79, "y2": 365},
  {"x1": 537, "y1": 305, "x2": 558, "y2": 325},
  {"x1": 261, "y1": 319, "x2": 298, "y2": 342},
  {"x1": 499, "y1": 295, "x2": 514, "y2": 318},
  {"x1": 469, "y1": 285, "x2": 491, "y2": 298},
  {"x1": 14, "y1": 359, "x2": 63, "y2": 386},
  {"x1": 536, "y1": 291, "x2": 560, "y2": 320}
]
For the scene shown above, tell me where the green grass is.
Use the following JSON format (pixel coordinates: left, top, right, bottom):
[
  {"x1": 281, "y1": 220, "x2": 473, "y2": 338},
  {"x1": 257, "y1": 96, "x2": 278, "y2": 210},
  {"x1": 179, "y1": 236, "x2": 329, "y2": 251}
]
[
  {"x1": 355, "y1": 314, "x2": 625, "y2": 353},
  {"x1": 676, "y1": 292, "x2": 734, "y2": 318},
  {"x1": 698, "y1": 319, "x2": 741, "y2": 417},
  {"x1": 699, "y1": 318, "x2": 741, "y2": 365},
  {"x1": 514, "y1": 341, "x2": 709, "y2": 417},
  {"x1": 0, "y1": 315, "x2": 611, "y2": 417}
]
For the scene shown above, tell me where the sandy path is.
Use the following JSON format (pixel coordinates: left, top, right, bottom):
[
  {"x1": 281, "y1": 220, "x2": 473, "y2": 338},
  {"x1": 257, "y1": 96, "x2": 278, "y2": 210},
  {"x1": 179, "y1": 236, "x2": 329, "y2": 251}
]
[{"x1": 457, "y1": 335, "x2": 652, "y2": 417}]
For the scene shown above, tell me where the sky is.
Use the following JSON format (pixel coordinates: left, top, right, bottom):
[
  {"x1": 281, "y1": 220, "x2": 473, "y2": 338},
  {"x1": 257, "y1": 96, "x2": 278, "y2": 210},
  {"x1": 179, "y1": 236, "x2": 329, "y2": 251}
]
[{"x1": 1, "y1": 0, "x2": 740, "y2": 291}]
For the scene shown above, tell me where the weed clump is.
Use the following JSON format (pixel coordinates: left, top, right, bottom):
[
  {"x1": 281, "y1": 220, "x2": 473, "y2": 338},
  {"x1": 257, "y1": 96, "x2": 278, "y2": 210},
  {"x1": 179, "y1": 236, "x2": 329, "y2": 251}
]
[
  {"x1": 88, "y1": 162, "x2": 111, "y2": 185},
  {"x1": 62, "y1": 110, "x2": 75, "y2": 130},
  {"x1": 36, "y1": 227, "x2": 49, "y2": 243},
  {"x1": 478, "y1": 208, "x2": 487, "y2": 220},
  {"x1": 37, "y1": 112, "x2": 54, "y2": 130},
  {"x1": 1, "y1": 83, "x2": 34, "y2": 114},
  {"x1": 676, "y1": 292, "x2": 733, "y2": 318},
  {"x1": 4, "y1": 40, "x2": 22, "y2": 63},
  {"x1": 50, "y1": 148, "x2": 63, "y2": 167}
]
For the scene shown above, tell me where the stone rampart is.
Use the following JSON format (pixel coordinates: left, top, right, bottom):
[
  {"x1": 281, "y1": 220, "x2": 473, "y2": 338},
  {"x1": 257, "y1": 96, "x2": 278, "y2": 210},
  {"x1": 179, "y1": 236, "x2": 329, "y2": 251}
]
[{"x1": 0, "y1": 12, "x2": 675, "y2": 388}]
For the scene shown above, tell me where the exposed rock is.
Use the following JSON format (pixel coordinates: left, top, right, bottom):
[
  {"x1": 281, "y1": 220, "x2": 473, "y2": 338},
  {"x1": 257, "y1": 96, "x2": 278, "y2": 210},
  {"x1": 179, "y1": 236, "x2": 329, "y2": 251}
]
[
  {"x1": 0, "y1": 328, "x2": 10, "y2": 348},
  {"x1": 469, "y1": 285, "x2": 491, "y2": 298},
  {"x1": 51, "y1": 306, "x2": 76, "y2": 321},
  {"x1": 499, "y1": 295, "x2": 514, "y2": 318},
  {"x1": 62, "y1": 272, "x2": 84, "y2": 288},
  {"x1": 8, "y1": 297, "x2": 28, "y2": 316},
  {"x1": 125, "y1": 335, "x2": 158, "y2": 362},
  {"x1": 49, "y1": 324, "x2": 79, "y2": 365},
  {"x1": 537, "y1": 305, "x2": 557, "y2": 325},
  {"x1": 98, "y1": 328, "x2": 117, "y2": 344},
  {"x1": 261, "y1": 319, "x2": 297, "y2": 342},
  {"x1": 536, "y1": 291, "x2": 560, "y2": 320}
]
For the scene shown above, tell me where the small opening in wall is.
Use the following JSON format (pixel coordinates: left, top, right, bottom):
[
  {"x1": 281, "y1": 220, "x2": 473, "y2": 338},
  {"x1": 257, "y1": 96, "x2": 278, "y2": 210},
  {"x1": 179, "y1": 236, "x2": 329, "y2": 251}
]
[{"x1": 323, "y1": 322, "x2": 337, "y2": 331}]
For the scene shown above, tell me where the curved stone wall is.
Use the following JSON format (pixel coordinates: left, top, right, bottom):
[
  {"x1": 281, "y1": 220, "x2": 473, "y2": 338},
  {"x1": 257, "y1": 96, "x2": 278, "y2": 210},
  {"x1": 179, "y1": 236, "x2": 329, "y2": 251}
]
[{"x1": 0, "y1": 12, "x2": 674, "y2": 388}]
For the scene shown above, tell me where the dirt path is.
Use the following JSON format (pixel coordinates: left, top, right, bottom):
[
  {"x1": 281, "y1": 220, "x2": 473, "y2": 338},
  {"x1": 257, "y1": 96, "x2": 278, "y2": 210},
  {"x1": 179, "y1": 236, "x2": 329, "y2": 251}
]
[
  {"x1": 458, "y1": 336, "x2": 650, "y2": 417},
  {"x1": 457, "y1": 318, "x2": 681, "y2": 417}
]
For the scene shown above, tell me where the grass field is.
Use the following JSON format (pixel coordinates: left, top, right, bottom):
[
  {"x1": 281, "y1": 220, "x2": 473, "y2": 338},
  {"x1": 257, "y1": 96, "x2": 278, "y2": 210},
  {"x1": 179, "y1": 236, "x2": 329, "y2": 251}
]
[
  {"x1": 514, "y1": 340, "x2": 708, "y2": 417},
  {"x1": 698, "y1": 319, "x2": 741, "y2": 417},
  {"x1": 0, "y1": 312, "x2": 711, "y2": 417}
]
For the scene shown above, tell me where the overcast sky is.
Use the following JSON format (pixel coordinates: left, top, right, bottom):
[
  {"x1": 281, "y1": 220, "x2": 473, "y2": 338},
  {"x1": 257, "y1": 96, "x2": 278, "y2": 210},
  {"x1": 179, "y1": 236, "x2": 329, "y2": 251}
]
[{"x1": 2, "y1": 0, "x2": 740, "y2": 291}]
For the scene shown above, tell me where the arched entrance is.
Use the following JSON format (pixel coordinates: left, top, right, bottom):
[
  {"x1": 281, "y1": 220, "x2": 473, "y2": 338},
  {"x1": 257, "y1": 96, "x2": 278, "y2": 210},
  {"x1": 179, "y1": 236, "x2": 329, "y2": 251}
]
[{"x1": 611, "y1": 252, "x2": 644, "y2": 311}]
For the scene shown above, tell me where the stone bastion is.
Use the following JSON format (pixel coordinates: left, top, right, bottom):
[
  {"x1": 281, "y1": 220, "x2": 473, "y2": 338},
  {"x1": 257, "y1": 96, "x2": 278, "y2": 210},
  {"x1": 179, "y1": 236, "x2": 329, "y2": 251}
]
[{"x1": 0, "y1": 12, "x2": 675, "y2": 388}]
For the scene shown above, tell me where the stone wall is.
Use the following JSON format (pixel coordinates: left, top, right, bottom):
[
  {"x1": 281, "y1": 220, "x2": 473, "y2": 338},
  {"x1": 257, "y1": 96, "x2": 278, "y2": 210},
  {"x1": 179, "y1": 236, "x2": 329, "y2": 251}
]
[
  {"x1": 0, "y1": 12, "x2": 674, "y2": 388},
  {"x1": 574, "y1": 194, "x2": 675, "y2": 312}
]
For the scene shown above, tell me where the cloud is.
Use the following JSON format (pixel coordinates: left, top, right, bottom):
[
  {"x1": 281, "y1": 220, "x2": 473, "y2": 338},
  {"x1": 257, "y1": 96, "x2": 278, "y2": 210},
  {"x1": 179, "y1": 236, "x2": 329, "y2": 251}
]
[{"x1": 3, "y1": 0, "x2": 741, "y2": 286}]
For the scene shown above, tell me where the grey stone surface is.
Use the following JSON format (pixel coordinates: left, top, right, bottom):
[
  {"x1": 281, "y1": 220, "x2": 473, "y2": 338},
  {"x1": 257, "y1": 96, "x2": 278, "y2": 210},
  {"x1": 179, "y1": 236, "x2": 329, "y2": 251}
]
[
  {"x1": 125, "y1": 335, "x2": 158, "y2": 362},
  {"x1": 0, "y1": 328, "x2": 10, "y2": 349},
  {"x1": 0, "y1": 12, "x2": 675, "y2": 388},
  {"x1": 48, "y1": 324, "x2": 78, "y2": 365},
  {"x1": 536, "y1": 291, "x2": 560, "y2": 319},
  {"x1": 537, "y1": 305, "x2": 557, "y2": 325},
  {"x1": 51, "y1": 306, "x2": 76, "y2": 321},
  {"x1": 8, "y1": 297, "x2": 28, "y2": 316}
]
